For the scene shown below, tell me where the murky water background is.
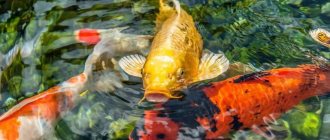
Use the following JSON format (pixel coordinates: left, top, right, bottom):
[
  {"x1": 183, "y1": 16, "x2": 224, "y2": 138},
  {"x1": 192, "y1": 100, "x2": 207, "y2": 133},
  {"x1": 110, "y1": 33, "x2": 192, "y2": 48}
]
[{"x1": 1, "y1": 0, "x2": 330, "y2": 139}]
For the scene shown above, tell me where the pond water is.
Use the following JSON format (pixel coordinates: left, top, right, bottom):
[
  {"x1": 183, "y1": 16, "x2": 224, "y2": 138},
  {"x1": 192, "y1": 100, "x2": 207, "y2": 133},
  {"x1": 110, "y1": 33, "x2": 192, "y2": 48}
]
[{"x1": 1, "y1": 0, "x2": 330, "y2": 139}]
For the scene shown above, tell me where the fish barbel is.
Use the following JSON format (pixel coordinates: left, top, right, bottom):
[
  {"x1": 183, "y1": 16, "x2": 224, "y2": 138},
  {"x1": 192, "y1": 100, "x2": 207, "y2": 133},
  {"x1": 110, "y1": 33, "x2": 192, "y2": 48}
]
[
  {"x1": 130, "y1": 64, "x2": 330, "y2": 139},
  {"x1": 119, "y1": 0, "x2": 229, "y2": 102}
]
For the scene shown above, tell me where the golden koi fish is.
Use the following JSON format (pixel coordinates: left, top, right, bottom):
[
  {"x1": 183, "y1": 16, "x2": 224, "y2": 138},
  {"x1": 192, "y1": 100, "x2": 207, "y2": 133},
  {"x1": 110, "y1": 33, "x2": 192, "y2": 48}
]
[
  {"x1": 309, "y1": 28, "x2": 330, "y2": 48},
  {"x1": 119, "y1": 0, "x2": 229, "y2": 102}
]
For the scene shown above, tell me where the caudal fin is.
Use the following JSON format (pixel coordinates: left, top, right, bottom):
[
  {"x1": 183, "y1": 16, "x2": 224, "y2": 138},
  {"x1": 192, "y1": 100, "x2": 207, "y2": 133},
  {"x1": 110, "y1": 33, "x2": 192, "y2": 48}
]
[
  {"x1": 156, "y1": 0, "x2": 181, "y2": 31},
  {"x1": 300, "y1": 64, "x2": 330, "y2": 96}
]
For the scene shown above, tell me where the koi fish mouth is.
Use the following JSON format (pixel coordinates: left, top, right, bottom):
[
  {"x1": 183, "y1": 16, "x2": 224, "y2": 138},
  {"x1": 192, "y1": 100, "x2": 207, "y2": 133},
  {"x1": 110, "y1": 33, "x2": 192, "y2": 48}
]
[
  {"x1": 145, "y1": 93, "x2": 169, "y2": 103},
  {"x1": 145, "y1": 90, "x2": 183, "y2": 103}
]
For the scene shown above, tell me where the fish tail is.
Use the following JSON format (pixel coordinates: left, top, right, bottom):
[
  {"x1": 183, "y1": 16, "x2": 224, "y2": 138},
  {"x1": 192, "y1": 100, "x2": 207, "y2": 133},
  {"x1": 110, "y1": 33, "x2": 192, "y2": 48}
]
[
  {"x1": 159, "y1": 0, "x2": 181, "y2": 14},
  {"x1": 319, "y1": 64, "x2": 330, "y2": 94},
  {"x1": 156, "y1": 0, "x2": 180, "y2": 31},
  {"x1": 172, "y1": 0, "x2": 181, "y2": 15},
  {"x1": 299, "y1": 64, "x2": 330, "y2": 96},
  {"x1": 159, "y1": 0, "x2": 167, "y2": 10}
]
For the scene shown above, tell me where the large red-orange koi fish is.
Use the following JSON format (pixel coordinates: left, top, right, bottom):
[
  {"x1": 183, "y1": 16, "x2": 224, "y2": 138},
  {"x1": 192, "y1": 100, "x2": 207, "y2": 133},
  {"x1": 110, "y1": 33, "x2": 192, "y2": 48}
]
[{"x1": 130, "y1": 64, "x2": 330, "y2": 139}]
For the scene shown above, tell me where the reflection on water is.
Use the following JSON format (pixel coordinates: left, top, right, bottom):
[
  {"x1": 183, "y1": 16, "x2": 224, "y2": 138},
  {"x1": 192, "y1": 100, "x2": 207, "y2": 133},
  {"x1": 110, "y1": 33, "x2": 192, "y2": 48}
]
[{"x1": 1, "y1": 0, "x2": 330, "y2": 139}]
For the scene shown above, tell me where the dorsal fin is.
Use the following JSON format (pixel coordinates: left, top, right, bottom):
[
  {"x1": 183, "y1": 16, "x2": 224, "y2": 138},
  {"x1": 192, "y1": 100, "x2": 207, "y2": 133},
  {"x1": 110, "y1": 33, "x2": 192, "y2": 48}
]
[{"x1": 233, "y1": 72, "x2": 271, "y2": 83}]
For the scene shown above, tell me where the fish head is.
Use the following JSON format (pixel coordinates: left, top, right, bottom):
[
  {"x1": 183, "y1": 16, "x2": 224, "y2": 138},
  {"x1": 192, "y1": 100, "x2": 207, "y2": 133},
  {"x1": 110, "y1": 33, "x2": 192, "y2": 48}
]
[{"x1": 142, "y1": 52, "x2": 188, "y2": 102}]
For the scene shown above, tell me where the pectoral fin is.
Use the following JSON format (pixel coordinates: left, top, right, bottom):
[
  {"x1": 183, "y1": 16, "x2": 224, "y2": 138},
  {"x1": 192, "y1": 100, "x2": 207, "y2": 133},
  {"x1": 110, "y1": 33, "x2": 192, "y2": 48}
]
[
  {"x1": 197, "y1": 51, "x2": 229, "y2": 81},
  {"x1": 118, "y1": 54, "x2": 146, "y2": 77}
]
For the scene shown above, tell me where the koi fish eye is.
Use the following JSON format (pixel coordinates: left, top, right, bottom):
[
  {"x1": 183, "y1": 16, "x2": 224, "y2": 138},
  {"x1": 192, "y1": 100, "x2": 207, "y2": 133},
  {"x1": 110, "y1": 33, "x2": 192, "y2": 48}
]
[{"x1": 176, "y1": 68, "x2": 184, "y2": 79}]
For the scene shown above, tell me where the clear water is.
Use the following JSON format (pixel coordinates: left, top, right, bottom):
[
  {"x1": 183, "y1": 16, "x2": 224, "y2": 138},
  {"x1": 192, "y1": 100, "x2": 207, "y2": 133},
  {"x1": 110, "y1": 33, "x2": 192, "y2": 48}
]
[{"x1": 0, "y1": 0, "x2": 330, "y2": 139}]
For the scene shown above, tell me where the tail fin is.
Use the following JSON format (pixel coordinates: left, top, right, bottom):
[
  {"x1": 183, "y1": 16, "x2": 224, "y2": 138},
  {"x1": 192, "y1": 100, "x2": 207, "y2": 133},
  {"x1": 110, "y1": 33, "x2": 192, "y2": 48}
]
[
  {"x1": 156, "y1": 0, "x2": 181, "y2": 31},
  {"x1": 299, "y1": 64, "x2": 330, "y2": 96},
  {"x1": 318, "y1": 64, "x2": 330, "y2": 95}
]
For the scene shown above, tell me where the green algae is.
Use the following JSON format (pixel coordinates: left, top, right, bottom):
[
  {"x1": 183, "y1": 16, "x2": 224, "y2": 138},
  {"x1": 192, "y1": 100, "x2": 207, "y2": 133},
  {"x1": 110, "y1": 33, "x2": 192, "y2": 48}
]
[{"x1": 287, "y1": 110, "x2": 321, "y2": 139}]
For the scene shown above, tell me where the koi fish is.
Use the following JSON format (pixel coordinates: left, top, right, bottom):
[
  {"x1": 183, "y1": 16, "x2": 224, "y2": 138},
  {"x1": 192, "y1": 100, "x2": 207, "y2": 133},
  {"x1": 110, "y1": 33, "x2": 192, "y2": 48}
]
[
  {"x1": 309, "y1": 28, "x2": 330, "y2": 48},
  {"x1": 130, "y1": 64, "x2": 330, "y2": 139},
  {"x1": 119, "y1": 0, "x2": 229, "y2": 102},
  {"x1": 74, "y1": 27, "x2": 152, "y2": 46},
  {"x1": 0, "y1": 26, "x2": 151, "y2": 139},
  {"x1": 0, "y1": 73, "x2": 87, "y2": 140},
  {"x1": 0, "y1": 69, "x2": 123, "y2": 140},
  {"x1": 82, "y1": 27, "x2": 152, "y2": 78}
]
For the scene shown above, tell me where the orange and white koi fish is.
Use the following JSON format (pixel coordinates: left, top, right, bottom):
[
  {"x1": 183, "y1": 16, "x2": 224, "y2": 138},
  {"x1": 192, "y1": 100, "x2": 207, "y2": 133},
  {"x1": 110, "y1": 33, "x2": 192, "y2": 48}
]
[
  {"x1": 74, "y1": 27, "x2": 152, "y2": 47},
  {"x1": 0, "y1": 26, "x2": 152, "y2": 140},
  {"x1": 309, "y1": 28, "x2": 330, "y2": 48},
  {"x1": 0, "y1": 73, "x2": 87, "y2": 140},
  {"x1": 130, "y1": 64, "x2": 330, "y2": 139},
  {"x1": 119, "y1": 0, "x2": 229, "y2": 102}
]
